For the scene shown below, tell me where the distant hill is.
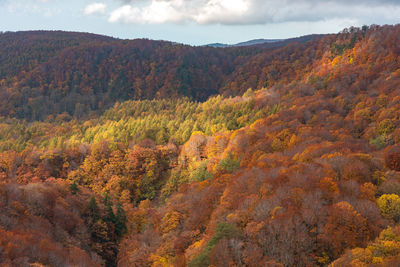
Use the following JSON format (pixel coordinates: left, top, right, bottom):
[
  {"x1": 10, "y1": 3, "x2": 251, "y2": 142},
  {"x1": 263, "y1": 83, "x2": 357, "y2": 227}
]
[
  {"x1": 205, "y1": 38, "x2": 282, "y2": 47},
  {"x1": 0, "y1": 31, "x2": 322, "y2": 120},
  {"x1": 205, "y1": 42, "x2": 231, "y2": 48},
  {"x1": 0, "y1": 30, "x2": 117, "y2": 78},
  {"x1": 205, "y1": 35, "x2": 321, "y2": 48},
  {"x1": 233, "y1": 38, "x2": 283, "y2": 46}
]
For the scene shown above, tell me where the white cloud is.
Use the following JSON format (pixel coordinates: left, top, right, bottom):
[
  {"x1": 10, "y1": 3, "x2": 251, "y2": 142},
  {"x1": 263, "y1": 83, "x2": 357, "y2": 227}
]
[
  {"x1": 195, "y1": 0, "x2": 250, "y2": 24},
  {"x1": 107, "y1": 0, "x2": 400, "y2": 25},
  {"x1": 109, "y1": 2, "x2": 185, "y2": 23},
  {"x1": 84, "y1": 2, "x2": 107, "y2": 15}
]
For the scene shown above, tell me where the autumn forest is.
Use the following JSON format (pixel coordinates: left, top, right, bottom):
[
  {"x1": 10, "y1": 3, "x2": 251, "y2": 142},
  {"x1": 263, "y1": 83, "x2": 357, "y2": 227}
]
[{"x1": 0, "y1": 24, "x2": 400, "y2": 266}]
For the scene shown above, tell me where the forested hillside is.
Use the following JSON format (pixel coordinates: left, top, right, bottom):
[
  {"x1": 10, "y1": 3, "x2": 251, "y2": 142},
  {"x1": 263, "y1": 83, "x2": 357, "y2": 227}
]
[
  {"x1": 0, "y1": 31, "x2": 319, "y2": 120},
  {"x1": 0, "y1": 31, "x2": 116, "y2": 78},
  {"x1": 0, "y1": 24, "x2": 400, "y2": 266}
]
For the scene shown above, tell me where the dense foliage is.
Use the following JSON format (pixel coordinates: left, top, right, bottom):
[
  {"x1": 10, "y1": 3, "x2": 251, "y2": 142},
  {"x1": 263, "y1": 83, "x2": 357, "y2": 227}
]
[
  {"x1": 0, "y1": 92, "x2": 273, "y2": 151},
  {"x1": 0, "y1": 31, "x2": 116, "y2": 79},
  {"x1": 0, "y1": 31, "x2": 318, "y2": 120},
  {"x1": 0, "y1": 24, "x2": 399, "y2": 266}
]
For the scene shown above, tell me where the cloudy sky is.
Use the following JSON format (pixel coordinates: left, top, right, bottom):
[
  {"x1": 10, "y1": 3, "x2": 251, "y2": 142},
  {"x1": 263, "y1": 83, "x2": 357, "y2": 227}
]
[{"x1": 0, "y1": 0, "x2": 399, "y2": 45}]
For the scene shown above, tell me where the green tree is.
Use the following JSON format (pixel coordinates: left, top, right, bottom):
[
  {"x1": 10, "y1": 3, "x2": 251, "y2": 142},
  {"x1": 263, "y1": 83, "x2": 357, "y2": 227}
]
[
  {"x1": 189, "y1": 222, "x2": 241, "y2": 267},
  {"x1": 115, "y1": 202, "x2": 127, "y2": 237},
  {"x1": 69, "y1": 181, "x2": 79, "y2": 194},
  {"x1": 218, "y1": 152, "x2": 241, "y2": 173},
  {"x1": 88, "y1": 196, "x2": 100, "y2": 223},
  {"x1": 105, "y1": 200, "x2": 116, "y2": 225}
]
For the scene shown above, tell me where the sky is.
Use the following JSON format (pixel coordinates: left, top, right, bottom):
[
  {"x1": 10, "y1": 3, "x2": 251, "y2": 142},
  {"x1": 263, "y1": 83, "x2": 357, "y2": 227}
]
[{"x1": 0, "y1": 0, "x2": 399, "y2": 45}]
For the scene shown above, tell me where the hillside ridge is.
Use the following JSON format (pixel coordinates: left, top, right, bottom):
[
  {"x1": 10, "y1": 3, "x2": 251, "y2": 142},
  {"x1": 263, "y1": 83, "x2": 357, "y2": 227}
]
[{"x1": 0, "y1": 31, "x2": 323, "y2": 120}]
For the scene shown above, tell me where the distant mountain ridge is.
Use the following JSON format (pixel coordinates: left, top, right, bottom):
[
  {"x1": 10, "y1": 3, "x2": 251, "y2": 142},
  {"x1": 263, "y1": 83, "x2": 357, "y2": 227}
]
[
  {"x1": 204, "y1": 34, "x2": 323, "y2": 50},
  {"x1": 205, "y1": 38, "x2": 283, "y2": 47}
]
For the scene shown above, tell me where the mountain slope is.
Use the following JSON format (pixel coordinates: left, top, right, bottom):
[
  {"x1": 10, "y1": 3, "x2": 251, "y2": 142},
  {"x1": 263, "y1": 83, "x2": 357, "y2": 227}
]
[
  {"x1": 0, "y1": 24, "x2": 399, "y2": 266},
  {"x1": 0, "y1": 31, "x2": 117, "y2": 79},
  {"x1": 0, "y1": 31, "x2": 322, "y2": 120},
  {"x1": 116, "y1": 24, "x2": 400, "y2": 267}
]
